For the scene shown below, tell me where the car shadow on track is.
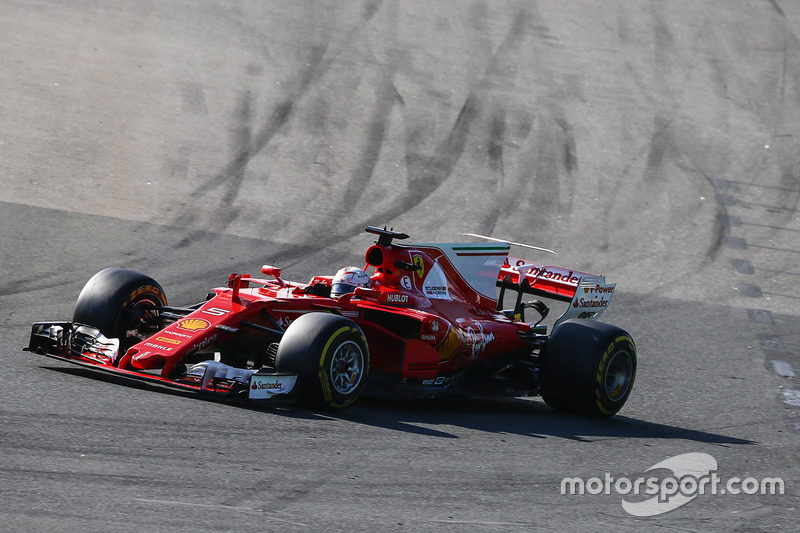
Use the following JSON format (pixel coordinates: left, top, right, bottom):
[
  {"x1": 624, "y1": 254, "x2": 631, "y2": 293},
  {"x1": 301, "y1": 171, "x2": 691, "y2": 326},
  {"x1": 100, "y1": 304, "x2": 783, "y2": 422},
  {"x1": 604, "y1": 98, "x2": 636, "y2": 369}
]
[
  {"x1": 43, "y1": 365, "x2": 753, "y2": 444},
  {"x1": 333, "y1": 396, "x2": 756, "y2": 444},
  {"x1": 41, "y1": 365, "x2": 338, "y2": 422}
]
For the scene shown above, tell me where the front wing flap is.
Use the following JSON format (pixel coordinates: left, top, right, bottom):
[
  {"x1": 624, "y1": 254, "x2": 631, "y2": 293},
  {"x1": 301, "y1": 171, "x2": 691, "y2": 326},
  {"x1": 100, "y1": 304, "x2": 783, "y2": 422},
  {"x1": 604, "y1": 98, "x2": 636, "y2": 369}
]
[{"x1": 26, "y1": 321, "x2": 297, "y2": 401}]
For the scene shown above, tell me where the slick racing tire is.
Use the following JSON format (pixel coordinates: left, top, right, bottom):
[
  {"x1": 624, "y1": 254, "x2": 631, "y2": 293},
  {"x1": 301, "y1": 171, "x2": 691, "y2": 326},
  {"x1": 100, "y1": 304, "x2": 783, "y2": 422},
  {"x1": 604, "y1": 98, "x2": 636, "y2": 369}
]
[
  {"x1": 539, "y1": 319, "x2": 636, "y2": 417},
  {"x1": 274, "y1": 313, "x2": 369, "y2": 409},
  {"x1": 72, "y1": 268, "x2": 167, "y2": 351}
]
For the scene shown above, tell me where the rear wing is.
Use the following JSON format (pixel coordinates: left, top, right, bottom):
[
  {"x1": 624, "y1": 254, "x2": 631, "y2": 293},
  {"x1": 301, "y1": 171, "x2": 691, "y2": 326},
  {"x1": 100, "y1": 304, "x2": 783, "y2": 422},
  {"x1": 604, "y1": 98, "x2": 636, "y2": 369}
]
[
  {"x1": 499, "y1": 257, "x2": 588, "y2": 302},
  {"x1": 499, "y1": 257, "x2": 616, "y2": 325}
]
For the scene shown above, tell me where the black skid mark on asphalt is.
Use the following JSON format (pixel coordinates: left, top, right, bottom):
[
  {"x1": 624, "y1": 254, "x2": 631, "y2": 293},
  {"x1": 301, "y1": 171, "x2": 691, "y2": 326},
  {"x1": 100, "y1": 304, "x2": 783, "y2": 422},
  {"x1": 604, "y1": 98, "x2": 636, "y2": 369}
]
[
  {"x1": 171, "y1": 42, "x2": 334, "y2": 244},
  {"x1": 301, "y1": 73, "x2": 481, "y2": 249},
  {"x1": 354, "y1": 6, "x2": 532, "y2": 235},
  {"x1": 757, "y1": 24, "x2": 800, "y2": 231},
  {"x1": 675, "y1": 161, "x2": 730, "y2": 260},
  {"x1": 652, "y1": 7, "x2": 676, "y2": 65},
  {"x1": 528, "y1": 112, "x2": 565, "y2": 225},
  {"x1": 769, "y1": 0, "x2": 786, "y2": 18},
  {"x1": 704, "y1": 178, "x2": 731, "y2": 260},
  {"x1": 197, "y1": 91, "x2": 257, "y2": 200},
  {"x1": 487, "y1": 110, "x2": 506, "y2": 177},
  {"x1": 646, "y1": 112, "x2": 730, "y2": 260},
  {"x1": 0, "y1": 275, "x2": 68, "y2": 298},
  {"x1": 180, "y1": 7, "x2": 400, "y2": 259},
  {"x1": 646, "y1": 5, "x2": 682, "y2": 180},
  {"x1": 483, "y1": 135, "x2": 578, "y2": 234},
  {"x1": 556, "y1": 116, "x2": 578, "y2": 175},
  {"x1": 707, "y1": 210, "x2": 731, "y2": 260},
  {"x1": 260, "y1": 3, "x2": 404, "y2": 253},
  {"x1": 478, "y1": 122, "x2": 530, "y2": 236},
  {"x1": 771, "y1": 145, "x2": 800, "y2": 225},
  {"x1": 644, "y1": 116, "x2": 672, "y2": 181},
  {"x1": 513, "y1": 108, "x2": 535, "y2": 146},
  {"x1": 173, "y1": 5, "x2": 400, "y2": 259},
  {"x1": 361, "y1": 0, "x2": 384, "y2": 22},
  {"x1": 480, "y1": 8, "x2": 529, "y2": 183},
  {"x1": 475, "y1": 8, "x2": 573, "y2": 237},
  {"x1": 171, "y1": 93, "x2": 256, "y2": 242},
  {"x1": 337, "y1": 69, "x2": 404, "y2": 218},
  {"x1": 214, "y1": 94, "x2": 258, "y2": 231},
  {"x1": 180, "y1": 83, "x2": 208, "y2": 115}
]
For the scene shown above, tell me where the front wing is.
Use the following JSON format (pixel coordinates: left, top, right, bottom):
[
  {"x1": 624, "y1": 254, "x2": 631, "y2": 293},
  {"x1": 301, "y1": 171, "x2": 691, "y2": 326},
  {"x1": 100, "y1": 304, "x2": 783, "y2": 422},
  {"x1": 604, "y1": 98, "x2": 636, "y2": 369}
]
[{"x1": 26, "y1": 322, "x2": 298, "y2": 402}]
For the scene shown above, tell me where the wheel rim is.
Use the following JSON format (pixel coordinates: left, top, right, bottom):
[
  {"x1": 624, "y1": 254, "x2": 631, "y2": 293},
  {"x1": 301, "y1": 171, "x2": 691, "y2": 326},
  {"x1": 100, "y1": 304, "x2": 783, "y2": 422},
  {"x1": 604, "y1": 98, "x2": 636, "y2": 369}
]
[
  {"x1": 329, "y1": 340, "x2": 364, "y2": 395},
  {"x1": 603, "y1": 350, "x2": 633, "y2": 402},
  {"x1": 120, "y1": 297, "x2": 162, "y2": 340}
]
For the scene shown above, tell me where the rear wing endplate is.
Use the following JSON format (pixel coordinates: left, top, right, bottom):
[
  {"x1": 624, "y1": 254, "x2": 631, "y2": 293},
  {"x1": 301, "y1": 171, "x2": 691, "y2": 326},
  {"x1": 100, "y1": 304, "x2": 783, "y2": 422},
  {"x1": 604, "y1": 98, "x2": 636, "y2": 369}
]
[{"x1": 553, "y1": 275, "x2": 616, "y2": 327}]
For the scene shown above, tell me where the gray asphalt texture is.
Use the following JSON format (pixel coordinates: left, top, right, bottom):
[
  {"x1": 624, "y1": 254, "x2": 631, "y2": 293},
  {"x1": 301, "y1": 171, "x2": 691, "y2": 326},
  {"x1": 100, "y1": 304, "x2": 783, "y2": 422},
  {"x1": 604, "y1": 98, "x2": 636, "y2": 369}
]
[{"x1": 1, "y1": 1, "x2": 799, "y2": 531}]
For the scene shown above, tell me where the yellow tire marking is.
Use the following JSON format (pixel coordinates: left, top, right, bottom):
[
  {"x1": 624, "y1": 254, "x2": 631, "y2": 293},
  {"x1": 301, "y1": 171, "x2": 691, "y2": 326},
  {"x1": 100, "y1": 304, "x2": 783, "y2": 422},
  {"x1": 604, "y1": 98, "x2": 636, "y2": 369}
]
[
  {"x1": 318, "y1": 326, "x2": 363, "y2": 406},
  {"x1": 595, "y1": 335, "x2": 635, "y2": 415}
]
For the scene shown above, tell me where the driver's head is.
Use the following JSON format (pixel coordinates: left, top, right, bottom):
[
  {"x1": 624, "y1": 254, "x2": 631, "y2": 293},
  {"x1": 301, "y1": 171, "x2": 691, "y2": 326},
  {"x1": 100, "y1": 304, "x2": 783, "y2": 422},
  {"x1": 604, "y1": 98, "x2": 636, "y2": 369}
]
[{"x1": 330, "y1": 266, "x2": 371, "y2": 298}]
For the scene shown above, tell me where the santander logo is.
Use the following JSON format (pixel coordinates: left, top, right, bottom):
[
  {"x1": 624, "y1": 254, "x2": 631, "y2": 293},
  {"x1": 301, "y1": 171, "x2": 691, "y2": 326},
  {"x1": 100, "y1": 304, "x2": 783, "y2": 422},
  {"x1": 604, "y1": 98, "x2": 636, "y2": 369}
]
[{"x1": 252, "y1": 381, "x2": 283, "y2": 390}]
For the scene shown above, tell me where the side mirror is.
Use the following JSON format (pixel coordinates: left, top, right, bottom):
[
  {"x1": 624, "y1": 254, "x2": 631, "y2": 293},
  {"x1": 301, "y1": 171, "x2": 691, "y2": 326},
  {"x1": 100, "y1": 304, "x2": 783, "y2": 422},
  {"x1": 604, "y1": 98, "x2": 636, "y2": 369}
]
[{"x1": 261, "y1": 265, "x2": 286, "y2": 288}]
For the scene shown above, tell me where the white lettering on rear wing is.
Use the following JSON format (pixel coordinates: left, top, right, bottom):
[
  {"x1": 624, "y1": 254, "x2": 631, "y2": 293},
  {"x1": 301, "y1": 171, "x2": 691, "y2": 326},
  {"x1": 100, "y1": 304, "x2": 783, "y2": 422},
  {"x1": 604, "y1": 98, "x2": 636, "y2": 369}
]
[
  {"x1": 554, "y1": 276, "x2": 616, "y2": 327},
  {"x1": 500, "y1": 257, "x2": 590, "y2": 301}
]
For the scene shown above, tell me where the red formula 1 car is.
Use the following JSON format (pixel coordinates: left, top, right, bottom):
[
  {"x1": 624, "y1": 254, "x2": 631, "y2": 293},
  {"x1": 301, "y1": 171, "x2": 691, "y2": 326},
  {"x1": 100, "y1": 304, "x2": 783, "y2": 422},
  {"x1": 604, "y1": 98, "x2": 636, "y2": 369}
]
[{"x1": 26, "y1": 226, "x2": 636, "y2": 416}]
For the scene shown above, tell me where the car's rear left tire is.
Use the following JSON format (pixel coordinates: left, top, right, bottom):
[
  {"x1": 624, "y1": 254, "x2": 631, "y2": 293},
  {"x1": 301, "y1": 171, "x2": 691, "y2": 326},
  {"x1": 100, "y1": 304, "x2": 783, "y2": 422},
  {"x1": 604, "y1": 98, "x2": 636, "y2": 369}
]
[
  {"x1": 539, "y1": 319, "x2": 636, "y2": 417},
  {"x1": 274, "y1": 313, "x2": 369, "y2": 409}
]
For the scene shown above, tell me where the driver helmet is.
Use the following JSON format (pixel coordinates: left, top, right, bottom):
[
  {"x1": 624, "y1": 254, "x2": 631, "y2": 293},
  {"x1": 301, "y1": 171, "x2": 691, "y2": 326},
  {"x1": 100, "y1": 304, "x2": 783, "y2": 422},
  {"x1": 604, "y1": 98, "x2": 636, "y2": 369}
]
[{"x1": 330, "y1": 266, "x2": 371, "y2": 298}]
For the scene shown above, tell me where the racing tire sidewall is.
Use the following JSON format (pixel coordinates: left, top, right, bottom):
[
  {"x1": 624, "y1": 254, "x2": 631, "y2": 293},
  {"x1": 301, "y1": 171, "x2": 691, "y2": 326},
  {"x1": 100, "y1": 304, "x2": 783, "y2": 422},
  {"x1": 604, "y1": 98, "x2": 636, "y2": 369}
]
[
  {"x1": 72, "y1": 268, "x2": 167, "y2": 345},
  {"x1": 274, "y1": 313, "x2": 369, "y2": 409},
  {"x1": 540, "y1": 319, "x2": 636, "y2": 417}
]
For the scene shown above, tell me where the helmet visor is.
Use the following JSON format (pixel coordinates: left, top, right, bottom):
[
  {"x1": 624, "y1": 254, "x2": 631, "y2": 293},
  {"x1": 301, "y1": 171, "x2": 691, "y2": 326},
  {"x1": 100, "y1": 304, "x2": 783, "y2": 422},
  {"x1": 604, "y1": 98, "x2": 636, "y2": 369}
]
[{"x1": 330, "y1": 283, "x2": 358, "y2": 297}]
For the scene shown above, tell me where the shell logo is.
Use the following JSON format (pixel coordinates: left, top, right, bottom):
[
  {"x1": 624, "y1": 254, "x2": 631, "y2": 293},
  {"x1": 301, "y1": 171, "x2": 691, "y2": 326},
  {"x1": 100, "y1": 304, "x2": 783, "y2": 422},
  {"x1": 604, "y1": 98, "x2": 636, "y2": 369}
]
[{"x1": 177, "y1": 318, "x2": 211, "y2": 332}]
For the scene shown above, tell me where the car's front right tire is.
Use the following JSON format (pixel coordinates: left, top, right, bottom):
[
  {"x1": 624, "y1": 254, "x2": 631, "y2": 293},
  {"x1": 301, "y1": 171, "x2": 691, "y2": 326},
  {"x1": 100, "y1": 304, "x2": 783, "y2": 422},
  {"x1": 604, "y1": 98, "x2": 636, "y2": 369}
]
[{"x1": 72, "y1": 268, "x2": 167, "y2": 353}]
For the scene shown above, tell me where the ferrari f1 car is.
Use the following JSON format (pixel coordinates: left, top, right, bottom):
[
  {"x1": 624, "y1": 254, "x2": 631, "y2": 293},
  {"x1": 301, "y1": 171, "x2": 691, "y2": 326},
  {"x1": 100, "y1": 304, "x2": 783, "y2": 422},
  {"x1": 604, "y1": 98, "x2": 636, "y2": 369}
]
[{"x1": 26, "y1": 226, "x2": 636, "y2": 416}]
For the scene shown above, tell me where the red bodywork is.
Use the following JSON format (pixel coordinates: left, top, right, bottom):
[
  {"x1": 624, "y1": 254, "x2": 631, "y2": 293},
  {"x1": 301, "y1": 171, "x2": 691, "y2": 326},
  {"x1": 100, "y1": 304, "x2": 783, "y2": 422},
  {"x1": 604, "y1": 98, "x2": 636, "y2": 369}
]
[{"x1": 116, "y1": 234, "x2": 592, "y2": 384}]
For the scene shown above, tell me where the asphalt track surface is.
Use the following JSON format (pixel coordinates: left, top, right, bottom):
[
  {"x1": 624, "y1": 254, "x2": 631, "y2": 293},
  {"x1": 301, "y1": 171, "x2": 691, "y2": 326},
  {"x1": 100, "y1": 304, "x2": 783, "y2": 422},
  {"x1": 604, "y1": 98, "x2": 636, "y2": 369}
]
[{"x1": 1, "y1": 1, "x2": 799, "y2": 531}]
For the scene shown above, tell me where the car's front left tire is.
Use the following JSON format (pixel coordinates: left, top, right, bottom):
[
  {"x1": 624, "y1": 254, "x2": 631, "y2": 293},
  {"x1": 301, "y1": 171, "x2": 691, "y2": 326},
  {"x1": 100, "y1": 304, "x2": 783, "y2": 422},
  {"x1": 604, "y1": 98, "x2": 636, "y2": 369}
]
[{"x1": 274, "y1": 313, "x2": 369, "y2": 409}]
